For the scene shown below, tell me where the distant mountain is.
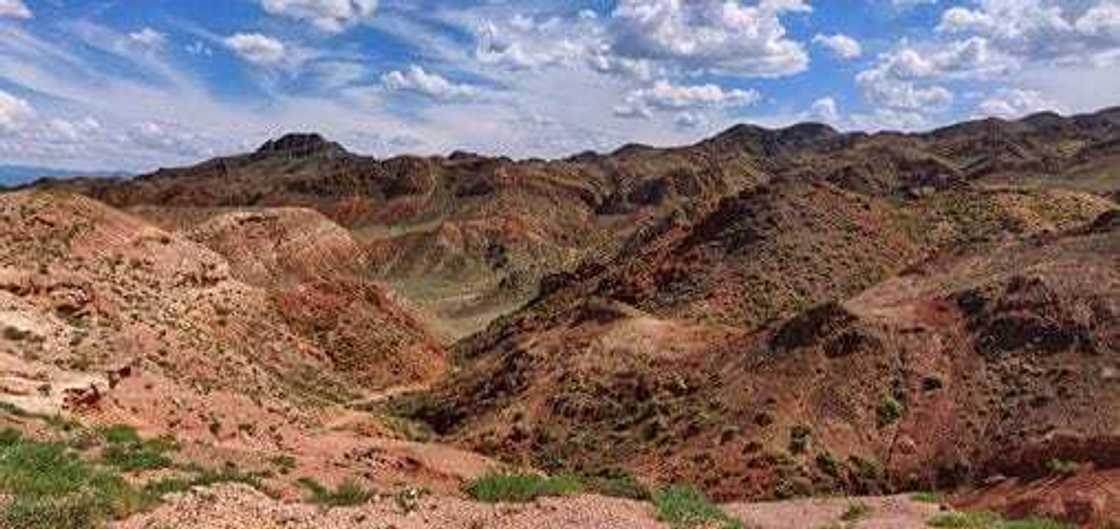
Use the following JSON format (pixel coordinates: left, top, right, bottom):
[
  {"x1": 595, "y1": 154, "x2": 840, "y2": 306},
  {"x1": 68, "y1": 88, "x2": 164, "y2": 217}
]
[{"x1": 0, "y1": 164, "x2": 129, "y2": 188}]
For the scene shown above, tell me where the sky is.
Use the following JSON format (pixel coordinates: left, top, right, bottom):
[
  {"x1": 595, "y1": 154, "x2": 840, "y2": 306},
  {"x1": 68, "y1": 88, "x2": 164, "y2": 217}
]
[{"x1": 1, "y1": 0, "x2": 1120, "y2": 172}]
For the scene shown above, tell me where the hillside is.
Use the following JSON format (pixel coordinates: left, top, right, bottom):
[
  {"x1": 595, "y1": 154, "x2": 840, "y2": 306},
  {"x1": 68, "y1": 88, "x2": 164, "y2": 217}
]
[{"x1": 2, "y1": 106, "x2": 1119, "y2": 528}]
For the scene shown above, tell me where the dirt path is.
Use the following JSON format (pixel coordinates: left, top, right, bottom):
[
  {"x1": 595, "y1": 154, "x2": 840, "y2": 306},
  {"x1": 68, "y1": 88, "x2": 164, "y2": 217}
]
[{"x1": 117, "y1": 485, "x2": 944, "y2": 529}]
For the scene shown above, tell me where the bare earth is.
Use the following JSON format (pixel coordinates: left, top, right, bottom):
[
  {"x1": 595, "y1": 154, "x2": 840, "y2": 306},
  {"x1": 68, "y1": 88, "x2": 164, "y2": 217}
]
[{"x1": 118, "y1": 485, "x2": 942, "y2": 529}]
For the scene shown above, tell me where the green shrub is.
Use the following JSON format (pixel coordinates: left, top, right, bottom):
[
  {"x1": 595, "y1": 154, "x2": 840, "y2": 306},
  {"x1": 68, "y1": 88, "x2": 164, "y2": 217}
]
[
  {"x1": 585, "y1": 470, "x2": 652, "y2": 501},
  {"x1": 1044, "y1": 459, "x2": 1079, "y2": 476},
  {"x1": 97, "y1": 428, "x2": 175, "y2": 472},
  {"x1": 912, "y1": 491, "x2": 945, "y2": 504},
  {"x1": 465, "y1": 472, "x2": 583, "y2": 503},
  {"x1": 297, "y1": 477, "x2": 374, "y2": 507},
  {"x1": 841, "y1": 502, "x2": 872, "y2": 521},
  {"x1": 876, "y1": 396, "x2": 904, "y2": 427},
  {"x1": 98, "y1": 425, "x2": 142, "y2": 446},
  {"x1": 653, "y1": 485, "x2": 743, "y2": 529}
]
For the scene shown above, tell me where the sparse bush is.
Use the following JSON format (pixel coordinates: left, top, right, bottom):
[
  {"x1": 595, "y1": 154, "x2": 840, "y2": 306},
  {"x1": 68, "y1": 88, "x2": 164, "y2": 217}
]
[
  {"x1": 876, "y1": 396, "x2": 904, "y2": 427},
  {"x1": 841, "y1": 502, "x2": 872, "y2": 521},
  {"x1": 1045, "y1": 459, "x2": 1079, "y2": 476},
  {"x1": 585, "y1": 469, "x2": 652, "y2": 501},
  {"x1": 815, "y1": 452, "x2": 842, "y2": 478},
  {"x1": 297, "y1": 477, "x2": 374, "y2": 507},
  {"x1": 98, "y1": 426, "x2": 175, "y2": 472},
  {"x1": 653, "y1": 485, "x2": 744, "y2": 529},
  {"x1": 465, "y1": 472, "x2": 582, "y2": 503},
  {"x1": 789, "y1": 425, "x2": 812, "y2": 454},
  {"x1": 912, "y1": 491, "x2": 945, "y2": 504}
]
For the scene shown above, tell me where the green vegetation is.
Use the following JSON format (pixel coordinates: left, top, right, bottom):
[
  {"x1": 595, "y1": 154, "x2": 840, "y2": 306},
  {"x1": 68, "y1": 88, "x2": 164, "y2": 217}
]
[
  {"x1": 584, "y1": 470, "x2": 652, "y2": 501},
  {"x1": 912, "y1": 491, "x2": 946, "y2": 504},
  {"x1": 0, "y1": 437, "x2": 146, "y2": 529},
  {"x1": 297, "y1": 477, "x2": 375, "y2": 507},
  {"x1": 142, "y1": 466, "x2": 265, "y2": 498},
  {"x1": 927, "y1": 511, "x2": 1070, "y2": 529},
  {"x1": 98, "y1": 425, "x2": 176, "y2": 472},
  {"x1": 876, "y1": 396, "x2": 904, "y2": 427},
  {"x1": 841, "y1": 502, "x2": 872, "y2": 522},
  {"x1": 653, "y1": 485, "x2": 744, "y2": 529},
  {"x1": 465, "y1": 472, "x2": 583, "y2": 503},
  {"x1": 1044, "y1": 458, "x2": 1079, "y2": 476}
]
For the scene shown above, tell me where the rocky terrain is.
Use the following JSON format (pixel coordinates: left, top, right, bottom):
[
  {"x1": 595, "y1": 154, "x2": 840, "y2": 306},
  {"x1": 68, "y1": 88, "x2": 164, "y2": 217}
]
[{"x1": 0, "y1": 107, "x2": 1118, "y2": 528}]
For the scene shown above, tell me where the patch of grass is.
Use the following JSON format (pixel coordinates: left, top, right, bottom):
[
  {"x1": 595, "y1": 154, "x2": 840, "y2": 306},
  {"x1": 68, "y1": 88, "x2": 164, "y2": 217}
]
[
  {"x1": 912, "y1": 491, "x2": 946, "y2": 504},
  {"x1": 97, "y1": 427, "x2": 176, "y2": 472},
  {"x1": 0, "y1": 438, "x2": 147, "y2": 529},
  {"x1": 98, "y1": 425, "x2": 142, "y2": 446},
  {"x1": 584, "y1": 469, "x2": 652, "y2": 501},
  {"x1": 143, "y1": 466, "x2": 265, "y2": 499},
  {"x1": 841, "y1": 502, "x2": 873, "y2": 522},
  {"x1": 927, "y1": 511, "x2": 1071, "y2": 529},
  {"x1": 465, "y1": 472, "x2": 583, "y2": 503},
  {"x1": 653, "y1": 485, "x2": 744, "y2": 529},
  {"x1": 297, "y1": 477, "x2": 375, "y2": 507}
]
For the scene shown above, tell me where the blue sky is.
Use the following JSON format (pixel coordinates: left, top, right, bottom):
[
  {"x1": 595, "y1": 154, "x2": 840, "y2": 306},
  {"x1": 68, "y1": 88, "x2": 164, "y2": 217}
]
[{"x1": 1, "y1": 0, "x2": 1119, "y2": 171}]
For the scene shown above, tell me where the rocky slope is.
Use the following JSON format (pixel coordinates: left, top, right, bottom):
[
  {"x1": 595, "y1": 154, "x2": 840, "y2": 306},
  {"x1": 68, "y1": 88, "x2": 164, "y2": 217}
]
[{"x1": 5, "y1": 106, "x2": 1120, "y2": 528}]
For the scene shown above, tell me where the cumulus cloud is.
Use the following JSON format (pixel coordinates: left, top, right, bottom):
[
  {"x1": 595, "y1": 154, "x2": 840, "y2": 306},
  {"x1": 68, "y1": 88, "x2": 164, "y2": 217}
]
[
  {"x1": 938, "y1": 1, "x2": 1120, "y2": 63},
  {"x1": 224, "y1": 33, "x2": 288, "y2": 66},
  {"x1": 977, "y1": 88, "x2": 1062, "y2": 118},
  {"x1": 608, "y1": 0, "x2": 812, "y2": 77},
  {"x1": 381, "y1": 65, "x2": 480, "y2": 101},
  {"x1": 673, "y1": 111, "x2": 708, "y2": 130},
  {"x1": 260, "y1": 0, "x2": 378, "y2": 33},
  {"x1": 813, "y1": 34, "x2": 862, "y2": 59},
  {"x1": 0, "y1": 90, "x2": 34, "y2": 132},
  {"x1": 475, "y1": 21, "x2": 585, "y2": 71},
  {"x1": 808, "y1": 97, "x2": 840, "y2": 122},
  {"x1": 0, "y1": 0, "x2": 31, "y2": 19},
  {"x1": 613, "y1": 79, "x2": 759, "y2": 119},
  {"x1": 855, "y1": 37, "x2": 1016, "y2": 112},
  {"x1": 129, "y1": 28, "x2": 167, "y2": 48}
]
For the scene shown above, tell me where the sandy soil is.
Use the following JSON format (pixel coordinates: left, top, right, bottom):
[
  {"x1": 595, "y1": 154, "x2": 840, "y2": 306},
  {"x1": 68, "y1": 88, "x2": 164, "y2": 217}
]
[{"x1": 117, "y1": 485, "x2": 943, "y2": 529}]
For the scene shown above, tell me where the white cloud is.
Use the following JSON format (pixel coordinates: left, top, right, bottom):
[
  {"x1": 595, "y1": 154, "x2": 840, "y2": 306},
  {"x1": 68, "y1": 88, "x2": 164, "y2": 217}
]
[
  {"x1": 0, "y1": 0, "x2": 31, "y2": 19},
  {"x1": 126, "y1": 120, "x2": 216, "y2": 158},
  {"x1": 381, "y1": 65, "x2": 480, "y2": 101},
  {"x1": 850, "y1": 108, "x2": 930, "y2": 131},
  {"x1": 186, "y1": 41, "x2": 213, "y2": 56},
  {"x1": 474, "y1": 21, "x2": 584, "y2": 71},
  {"x1": 129, "y1": 28, "x2": 167, "y2": 48},
  {"x1": 624, "y1": 79, "x2": 761, "y2": 111},
  {"x1": 224, "y1": 33, "x2": 288, "y2": 66},
  {"x1": 260, "y1": 0, "x2": 378, "y2": 33},
  {"x1": 0, "y1": 90, "x2": 34, "y2": 132},
  {"x1": 46, "y1": 117, "x2": 101, "y2": 142},
  {"x1": 673, "y1": 111, "x2": 708, "y2": 129},
  {"x1": 938, "y1": 1, "x2": 1120, "y2": 62},
  {"x1": 809, "y1": 97, "x2": 839, "y2": 122},
  {"x1": 976, "y1": 88, "x2": 1062, "y2": 118},
  {"x1": 608, "y1": 0, "x2": 812, "y2": 77},
  {"x1": 813, "y1": 34, "x2": 862, "y2": 59}
]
